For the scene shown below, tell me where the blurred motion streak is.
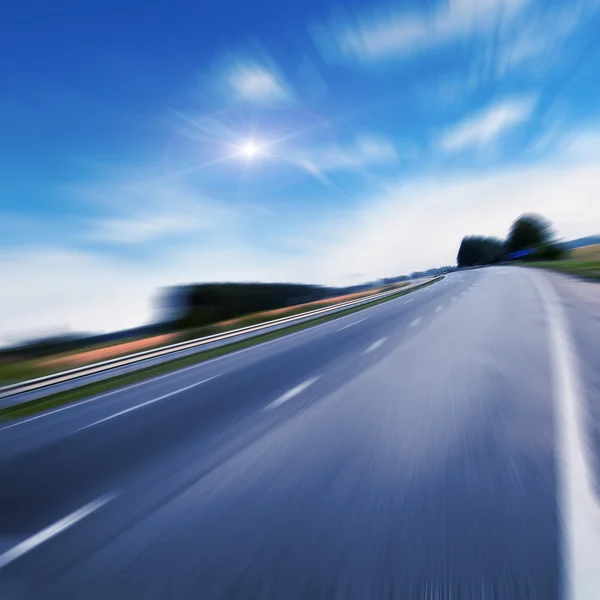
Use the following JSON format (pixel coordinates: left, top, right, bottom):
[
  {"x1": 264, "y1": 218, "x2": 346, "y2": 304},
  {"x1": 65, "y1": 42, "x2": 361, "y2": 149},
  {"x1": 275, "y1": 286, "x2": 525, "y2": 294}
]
[{"x1": 1, "y1": 0, "x2": 600, "y2": 597}]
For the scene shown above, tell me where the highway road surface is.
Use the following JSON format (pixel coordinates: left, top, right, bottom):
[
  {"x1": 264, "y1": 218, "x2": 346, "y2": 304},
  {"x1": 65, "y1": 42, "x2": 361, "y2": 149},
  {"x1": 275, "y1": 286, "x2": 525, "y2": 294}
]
[{"x1": 1, "y1": 267, "x2": 599, "y2": 599}]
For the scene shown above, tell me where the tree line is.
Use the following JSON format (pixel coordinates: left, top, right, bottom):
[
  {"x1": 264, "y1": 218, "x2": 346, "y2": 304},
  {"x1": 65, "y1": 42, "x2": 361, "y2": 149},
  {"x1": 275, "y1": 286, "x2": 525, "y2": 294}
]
[
  {"x1": 457, "y1": 213, "x2": 565, "y2": 268},
  {"x1": 170, "y1": 282, "x2": 338, "y2": 330}
]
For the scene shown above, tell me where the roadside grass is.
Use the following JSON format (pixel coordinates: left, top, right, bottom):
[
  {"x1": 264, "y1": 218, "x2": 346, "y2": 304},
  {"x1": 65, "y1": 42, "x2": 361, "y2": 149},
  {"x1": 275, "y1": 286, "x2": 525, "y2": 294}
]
[
  {"x1": 0, "y1": 361, "x2": 51, "y2": 386},
  {"x1": 527, "y1": 259, "x2": 600, "y2": 280},
  {"x1": 0, "y1": 278, "x2": 439, "y2": 422},
  {"x1": 0, "y1": 333, "x2": 180, "y2": 386}
]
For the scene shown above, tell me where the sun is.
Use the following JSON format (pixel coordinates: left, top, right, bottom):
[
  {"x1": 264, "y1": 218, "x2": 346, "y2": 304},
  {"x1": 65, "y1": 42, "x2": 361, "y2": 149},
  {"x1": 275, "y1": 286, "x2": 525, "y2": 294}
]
[{"x1": 240, "y1": 140, "x2": 261, "y2": 159}]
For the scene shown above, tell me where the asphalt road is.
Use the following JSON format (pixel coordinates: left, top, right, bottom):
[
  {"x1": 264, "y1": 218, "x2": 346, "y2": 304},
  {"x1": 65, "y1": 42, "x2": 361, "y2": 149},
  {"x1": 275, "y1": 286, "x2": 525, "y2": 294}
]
[{"x1": 1, "y1": 267, "x2": 599, "y2": 599}]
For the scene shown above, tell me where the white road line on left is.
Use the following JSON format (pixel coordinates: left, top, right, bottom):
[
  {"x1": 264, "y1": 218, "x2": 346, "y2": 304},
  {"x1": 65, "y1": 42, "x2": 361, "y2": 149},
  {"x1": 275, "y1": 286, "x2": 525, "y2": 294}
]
[
  {"x1": 533, "y1": 273, "x2": 600, "y2": 600},
  {"x1": 337, "y1": 317, "x2": 367, "y2": 332},
  {"x1": 263, "y1": 377, "x2": 320, "y2": 411},
  {"x1": 78, "y1": 376, "x2": 218, "y2": 431},
  {"x1": 0, "y1": 493, "x2": 116, "y2": 570}
]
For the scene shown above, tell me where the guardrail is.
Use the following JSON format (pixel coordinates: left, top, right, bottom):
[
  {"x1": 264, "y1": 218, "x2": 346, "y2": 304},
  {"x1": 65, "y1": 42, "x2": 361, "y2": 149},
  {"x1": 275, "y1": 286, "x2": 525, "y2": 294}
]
[{"x1": 0, "y1": 278, "x2": 438, "y2": 402}]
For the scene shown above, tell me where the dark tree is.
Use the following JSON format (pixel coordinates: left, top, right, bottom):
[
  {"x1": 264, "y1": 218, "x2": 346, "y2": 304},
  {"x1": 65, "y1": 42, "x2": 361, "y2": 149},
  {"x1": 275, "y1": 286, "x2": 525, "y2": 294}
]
[
  {"x1": 174, "y1": 283, "x2": 330, "y2": 329},
  {"x1": 506, "y1": 214, "x2": 555, "y2": 254},
  {"x1": 457, "y1": 236, "x2": 505, "y2": 267}
]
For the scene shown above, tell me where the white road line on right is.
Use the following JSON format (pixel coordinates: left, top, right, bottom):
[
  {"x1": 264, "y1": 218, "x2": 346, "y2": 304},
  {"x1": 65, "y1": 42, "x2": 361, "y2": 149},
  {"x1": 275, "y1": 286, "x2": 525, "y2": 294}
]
[
  {"x1": 410, "y1": 317, "x2": 422, "y2": 328},
  {"x1": 0, "y1": 493, "x2": 116, "y2": 570},
  {"x1": 435, "y1": 305, "x2": 443, "y2": 313},
  {"x1": 533, "y1": 274, "x2": 600, "y2": 600},
  {"x1": 263, "y1": 376, "x2": 320, "y2": 411}
]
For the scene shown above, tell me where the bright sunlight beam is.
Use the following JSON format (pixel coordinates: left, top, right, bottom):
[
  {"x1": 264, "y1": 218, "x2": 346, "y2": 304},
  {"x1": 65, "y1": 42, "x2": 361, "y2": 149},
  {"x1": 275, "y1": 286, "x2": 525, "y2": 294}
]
[{"x1": 240, "y1": 140, "x2": 261, "y2": 159}]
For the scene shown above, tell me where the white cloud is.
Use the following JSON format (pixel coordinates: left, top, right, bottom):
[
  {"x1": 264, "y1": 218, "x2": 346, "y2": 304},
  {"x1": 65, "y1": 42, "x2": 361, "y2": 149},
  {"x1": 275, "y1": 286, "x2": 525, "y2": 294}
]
[
  {"x1": 73, "y1": 177, "x2": 239, "y2": 245},
  {"x1": 289, "y1": 134, "x2": 399, "y2": 178},
  {"x1": 312, "y1": 0, "x2": 529, "y2": 63},
  {"x1": 438, "y1": 96, "x2": 536, "y2": 152},
  {"x1": 490, "y1": 2, "x2": 588, "y2": 78},
  {"x1": 216, "y1": 54, "x2": 293, "y2": 105},
  {"x1": 0, "y1": 248, "x2": 162, "y2": 345},
  {"x1": 88, "y1": 215, "x2": 202, "y2": 244}
]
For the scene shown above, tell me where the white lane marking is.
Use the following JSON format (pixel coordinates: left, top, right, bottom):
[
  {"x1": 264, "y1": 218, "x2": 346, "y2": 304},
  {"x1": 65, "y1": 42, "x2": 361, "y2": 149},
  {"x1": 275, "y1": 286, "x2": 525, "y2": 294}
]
[
  {"x1": 0, "y1": 366, "x2": 219, "y2": 433},
  {"x1": 263, "y1": 377, "x2": 320, "y2": 411},
  {"x1": 337, "y1": 317, "x2": 367, "y2": 332},
  {"x1": 362, "y1": 337, "x2": 387, "y2": 355},
  {"x1": 435, "y1": 305, "x2": 443, "y2": 313},
  {"x1": 451, "y1": 296, "x2": 457, "y2": 303},
  {"x1": 410, "y1": 317, "x2": 422, "y2": 328},
  {"x1": 77, "y1": 376, "x2": 218, "y2": 431},
  {"x1": 0, "y1": 494, "x2": 115, "y2": 570},
  {"x1": 533, "y1": 274, "x2": 600, "y2": 600},
  {"x1": 405, "y1": 298, "x2": 413, "y2": 304}
]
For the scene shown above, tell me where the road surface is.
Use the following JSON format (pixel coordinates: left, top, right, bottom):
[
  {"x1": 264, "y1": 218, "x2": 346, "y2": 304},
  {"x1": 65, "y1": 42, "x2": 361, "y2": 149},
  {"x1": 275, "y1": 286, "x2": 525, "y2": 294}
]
[{"x1": 1, "y1": 267, "x2": 599, "y2": 599}]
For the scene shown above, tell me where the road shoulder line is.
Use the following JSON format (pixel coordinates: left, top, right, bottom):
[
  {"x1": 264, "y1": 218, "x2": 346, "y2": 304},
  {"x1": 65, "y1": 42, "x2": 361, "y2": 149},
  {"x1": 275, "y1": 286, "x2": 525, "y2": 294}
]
[{"x1": 533, "y1": 272, "x2": 600, "y2": 600}]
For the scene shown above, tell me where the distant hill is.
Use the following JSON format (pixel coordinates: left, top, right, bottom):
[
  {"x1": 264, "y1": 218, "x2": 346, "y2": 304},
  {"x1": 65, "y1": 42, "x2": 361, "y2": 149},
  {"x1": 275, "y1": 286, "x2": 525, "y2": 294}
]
[{"x1": 560, "y1": 235, "x2": 600, "y2": 250}]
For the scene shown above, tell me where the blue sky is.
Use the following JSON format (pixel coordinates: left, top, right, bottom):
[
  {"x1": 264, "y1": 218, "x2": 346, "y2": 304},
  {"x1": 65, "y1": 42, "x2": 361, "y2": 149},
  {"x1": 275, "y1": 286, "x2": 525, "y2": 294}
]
[{"x1": 2, "y1": 0, "x2": 600, "y2": 343}]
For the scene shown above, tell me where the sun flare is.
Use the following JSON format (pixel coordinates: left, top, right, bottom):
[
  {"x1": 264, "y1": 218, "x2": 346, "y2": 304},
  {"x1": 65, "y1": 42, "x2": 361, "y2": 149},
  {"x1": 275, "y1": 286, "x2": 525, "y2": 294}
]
[{"x1": 240, "y1": 140, "x2": 261, "y2": 159}]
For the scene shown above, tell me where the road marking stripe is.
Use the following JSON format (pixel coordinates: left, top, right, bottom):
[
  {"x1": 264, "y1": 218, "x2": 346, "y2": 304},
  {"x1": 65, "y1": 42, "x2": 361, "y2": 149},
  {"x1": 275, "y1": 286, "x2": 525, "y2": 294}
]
[
  {"x1": 263, "y1": 377, "x2": 320, "y2": 411},
  {"x1": 435, "y1": 305, "x2": 443, "y2": 313},
  {"x1": 410, "y1": 317, "x2": 422, "y2": 328},
  {"x1": 0, "y1": 494, "x2": 115, "y2": 570},
  {"x1": 451, "y1": 296, "x2": 457, "y2": 303},
  {"x1": 0, "y1": 366, "x2": 220, "y2": 433},
  {"x1": 337, "y1": 317, "x2": 367, "y2": 332},
  {"x1": 77, "y1": 376, "x2": 218, "y2": 431},
  {"x1": 362, "y1": 337, "x2": 387, "y2": 355},
  {"x1": 534, "y1": 274, "x2": 600, "y2": 600}
]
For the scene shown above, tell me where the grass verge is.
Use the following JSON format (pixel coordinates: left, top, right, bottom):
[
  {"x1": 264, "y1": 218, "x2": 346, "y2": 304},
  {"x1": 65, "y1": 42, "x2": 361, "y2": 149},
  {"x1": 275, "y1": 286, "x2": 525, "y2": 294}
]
[
  {"x1": 0, "y1": 278, "x2": 439, "y2": 422},
  {"x1": 527, "y1": 259, "x2": 600, "y2": 280}
]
